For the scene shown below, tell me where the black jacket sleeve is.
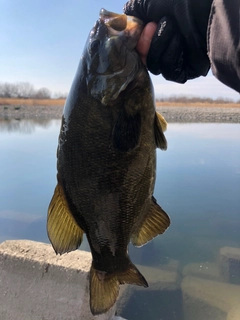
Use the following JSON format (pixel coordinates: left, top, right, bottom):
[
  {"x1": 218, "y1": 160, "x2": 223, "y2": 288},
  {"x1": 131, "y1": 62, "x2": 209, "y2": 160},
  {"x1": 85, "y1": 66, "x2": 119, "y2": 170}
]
[{"x1": 207, "y1": 0, "x2": 240, "y2": 93}]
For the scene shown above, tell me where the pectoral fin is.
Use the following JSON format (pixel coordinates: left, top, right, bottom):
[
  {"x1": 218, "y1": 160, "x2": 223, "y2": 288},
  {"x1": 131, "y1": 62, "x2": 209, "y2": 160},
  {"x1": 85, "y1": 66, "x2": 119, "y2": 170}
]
[
  {"x1": 131, "y1": 197, "x2": 170, "y2": 247},
  {"x1": 156, "y1": 111, "x2": 167, "y2": 132},
  {"x1": 47, "y1": 183, "x2": 84, "y2": 254},
  {"x1": 112, "y1": 109, "x2": 141, "y2": 152},
  {"x1": 154, "y1": 112, "x2": 167, "y2": 150}
]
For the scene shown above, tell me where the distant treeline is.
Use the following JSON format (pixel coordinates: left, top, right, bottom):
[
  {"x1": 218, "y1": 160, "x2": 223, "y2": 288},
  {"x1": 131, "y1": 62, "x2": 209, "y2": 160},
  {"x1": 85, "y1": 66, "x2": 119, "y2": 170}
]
[
  {"x1": 0, "y1": 82, "x2": 67, "y2": 99},
  {"x1": 156, "y1": 95, "x2": 240, "y2": 104},
  {"x1": 0, "y1": 81, "x2": 239, "y2": 104}
]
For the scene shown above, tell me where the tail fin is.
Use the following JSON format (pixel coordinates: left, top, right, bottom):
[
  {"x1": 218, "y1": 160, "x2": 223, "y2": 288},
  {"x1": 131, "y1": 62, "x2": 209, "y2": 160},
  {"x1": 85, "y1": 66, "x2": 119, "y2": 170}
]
[{"x1": 89, "y1": 261, "x2": 148, "y2": 315}]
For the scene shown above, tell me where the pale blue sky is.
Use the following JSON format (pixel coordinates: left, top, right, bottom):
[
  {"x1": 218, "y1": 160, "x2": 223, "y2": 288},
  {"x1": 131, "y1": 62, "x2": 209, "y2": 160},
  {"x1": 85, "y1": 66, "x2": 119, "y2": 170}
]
[{"x1": 1, "y1": 0, "x2": 239, "y2": 100}]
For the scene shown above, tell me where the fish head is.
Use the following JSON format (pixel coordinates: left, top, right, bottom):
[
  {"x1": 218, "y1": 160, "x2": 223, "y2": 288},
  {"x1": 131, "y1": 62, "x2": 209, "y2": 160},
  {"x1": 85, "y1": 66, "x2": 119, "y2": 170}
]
[{"x1": 85, "y1": 8, "x2": 144, "y2": 105}]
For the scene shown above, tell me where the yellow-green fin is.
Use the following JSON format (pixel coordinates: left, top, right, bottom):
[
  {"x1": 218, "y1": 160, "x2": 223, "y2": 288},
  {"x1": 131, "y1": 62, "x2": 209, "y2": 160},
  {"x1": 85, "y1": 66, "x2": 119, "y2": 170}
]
[
  {"x1": 156, "y1": 111, "x2": 167, "y2": 132},
  {"x1": 154, "y1": 112, "x2": 167, "y2": 150},
  {"x1": 47, "y1": 183, "x2": 84, "y2": 254},
  {"x1": 131, "y1": 197, "x2": 170, "y2": 247},
  {"x1": 90, "y1": 262, "x2": 148, "y2": 315}
]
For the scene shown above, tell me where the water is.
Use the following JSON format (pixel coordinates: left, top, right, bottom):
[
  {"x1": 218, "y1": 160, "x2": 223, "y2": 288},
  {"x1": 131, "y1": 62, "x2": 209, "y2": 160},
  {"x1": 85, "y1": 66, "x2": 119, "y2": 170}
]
[
  {"x1": 0, "y1": 119, "x2": 59, "y2": 243},
  {"x1": 0, "y1": 118, "x2": 240, "y2": 319}
]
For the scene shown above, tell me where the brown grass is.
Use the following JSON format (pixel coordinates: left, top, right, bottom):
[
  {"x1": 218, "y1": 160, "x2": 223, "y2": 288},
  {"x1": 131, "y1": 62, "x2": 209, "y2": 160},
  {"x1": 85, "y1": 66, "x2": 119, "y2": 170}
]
[
  {"x1": 0, "y1": 98, "x2": 65, "y2": 106},
  {"x1": 156, "y1": 101, "x2": 240, "y2": 108},
  {"x1": 1, "y1": 98, "x2": 240, "y2": 108}
]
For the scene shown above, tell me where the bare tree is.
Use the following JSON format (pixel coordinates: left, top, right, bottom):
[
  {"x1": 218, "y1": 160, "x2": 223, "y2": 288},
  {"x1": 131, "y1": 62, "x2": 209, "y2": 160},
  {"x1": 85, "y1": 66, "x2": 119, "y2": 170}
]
[
  {"x1": 0, "y1": 82, "x2": 5, "y2": 97},
  {"x1": 16, "y1": 82, "x2": 35, "y2": 98},
  {"x1": 0, "y1": 81, "x2": 68, "y2": 99},
  {"x1": 53, "y1": 91, "x2": 68, "y2": 99},
  {"x1": 33, "y1": 87, "x2": 51, "y2": 99},
  {"x1": 1, "y1": 82, "x2": 14, "y2": 98},
  {"x1": 0, "y1": 82, "x2": 35, "y2": 98}
]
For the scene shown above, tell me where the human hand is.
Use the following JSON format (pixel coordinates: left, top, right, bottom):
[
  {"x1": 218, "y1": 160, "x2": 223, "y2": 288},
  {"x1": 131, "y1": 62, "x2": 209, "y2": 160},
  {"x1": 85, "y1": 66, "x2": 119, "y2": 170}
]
[
  {"x1": 124, "y1": 0, "x2": 213, "y2": 83},
  {"x1": 135, "y1": 22, "x2": 157, "y2": 66}
]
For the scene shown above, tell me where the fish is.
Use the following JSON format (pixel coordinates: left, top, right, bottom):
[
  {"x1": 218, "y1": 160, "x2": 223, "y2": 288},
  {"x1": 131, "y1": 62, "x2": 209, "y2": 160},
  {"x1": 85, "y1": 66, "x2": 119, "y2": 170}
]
[{"x1": 47, "y1": 8, "x2": 170, "y2": 315}]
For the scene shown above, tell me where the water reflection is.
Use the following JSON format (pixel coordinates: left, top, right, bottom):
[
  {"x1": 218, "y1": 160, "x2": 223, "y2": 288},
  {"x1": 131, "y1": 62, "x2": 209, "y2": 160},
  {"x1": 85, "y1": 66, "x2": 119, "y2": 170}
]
[
  {"x1": 0, "y1": 119, "x2": 61, "y2": 245},
  {"x1": 0, "y1": 118, "x2": 54, "y2": 133},
  {"x1": 0, "y1": 209, "x2": 48, "y2": 244},
  {"x1": 0, "y1": 119, "x2": 240, "y2": 320}
]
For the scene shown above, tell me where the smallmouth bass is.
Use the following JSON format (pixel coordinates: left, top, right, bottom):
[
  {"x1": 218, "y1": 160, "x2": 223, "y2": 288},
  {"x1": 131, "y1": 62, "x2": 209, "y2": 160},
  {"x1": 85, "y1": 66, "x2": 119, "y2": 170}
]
[{"x1": 47, "y1": 8, "x2": 170, "y2": 315}]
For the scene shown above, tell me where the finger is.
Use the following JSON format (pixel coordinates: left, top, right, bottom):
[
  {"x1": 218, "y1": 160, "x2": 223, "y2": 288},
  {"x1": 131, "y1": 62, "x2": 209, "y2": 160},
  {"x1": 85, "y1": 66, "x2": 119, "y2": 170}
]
[
  {"x1": 147, "y1": 16, "x2": 177, "y2": 75},
  {"x1": 136, "y1": 22, "x2": 157, "y2": 65}
]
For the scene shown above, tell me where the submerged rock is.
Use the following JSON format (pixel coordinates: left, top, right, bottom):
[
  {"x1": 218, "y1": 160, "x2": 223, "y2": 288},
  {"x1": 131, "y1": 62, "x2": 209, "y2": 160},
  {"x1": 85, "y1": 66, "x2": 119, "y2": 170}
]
[
  {"x1": 117, "y1": 261, "x2": 182, "y2": 320},
  {"x1": 181, "y1": 276, "x2": 240, "y2": 320},
  {"x1": 219, "y1": 246, "x2": 240, "y2": 285},
  {"x1": 182, "y1": 262, "x2": 221, "y2": 281}
]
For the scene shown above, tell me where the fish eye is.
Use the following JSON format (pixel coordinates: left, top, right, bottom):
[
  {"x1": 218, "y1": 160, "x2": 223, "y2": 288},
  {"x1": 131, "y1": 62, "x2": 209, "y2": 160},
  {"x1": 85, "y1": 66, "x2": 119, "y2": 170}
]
[{"x1": 90, "y1": 39, "x2": 100, "y2": 55}]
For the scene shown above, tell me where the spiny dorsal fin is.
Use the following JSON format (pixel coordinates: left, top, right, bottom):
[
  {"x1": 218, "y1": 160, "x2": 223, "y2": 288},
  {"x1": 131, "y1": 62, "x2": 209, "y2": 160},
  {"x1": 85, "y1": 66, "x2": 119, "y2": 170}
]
[
  {"x1": 154, "y1": 112, "x2": 167, "y2": 150},
  {"x1": 47, "y1": 183, "x2": 84, "y2": 254},
  {"x1": 112, "y1": 109, "x2": 141, "y2": 152},
  {"x1": 90, "y1": 261, "x2": 147, "y2": 315},
  {"x1": 156, "y1": 111, "x2": 167, "y2": 132},
  {"x1": 131, "y1": 197, "x2": 170, "y2": 247}
]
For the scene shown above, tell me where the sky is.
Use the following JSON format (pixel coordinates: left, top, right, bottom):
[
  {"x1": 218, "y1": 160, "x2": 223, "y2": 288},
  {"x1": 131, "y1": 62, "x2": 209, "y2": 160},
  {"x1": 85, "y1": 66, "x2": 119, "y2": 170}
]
[{"x1": 0, "y1": 0, "x2": 239, "y2": 101}]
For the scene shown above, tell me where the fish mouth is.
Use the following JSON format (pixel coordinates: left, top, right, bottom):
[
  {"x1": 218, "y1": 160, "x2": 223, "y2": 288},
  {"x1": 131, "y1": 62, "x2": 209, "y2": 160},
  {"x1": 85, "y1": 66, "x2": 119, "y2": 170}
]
[
  {"x1": 87, "y1": 9, "x2": 144, "y2": 106},
  {"x1": 99, "y1": 8, "x2": 143, "y2": 35}
]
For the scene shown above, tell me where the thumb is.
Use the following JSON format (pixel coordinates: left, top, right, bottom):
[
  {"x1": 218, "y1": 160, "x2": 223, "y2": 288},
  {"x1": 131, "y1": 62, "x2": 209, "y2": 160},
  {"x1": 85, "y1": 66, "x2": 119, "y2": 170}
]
[{"x1": 136, "y1": 22, "x2": 157, "y2": 65}]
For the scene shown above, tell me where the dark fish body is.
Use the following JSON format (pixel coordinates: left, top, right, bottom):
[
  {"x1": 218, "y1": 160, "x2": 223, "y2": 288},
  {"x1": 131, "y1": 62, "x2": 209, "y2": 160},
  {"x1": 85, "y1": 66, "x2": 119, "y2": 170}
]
[{"x1": 47, "y1": 8, "x2": 170, "y2": 315}]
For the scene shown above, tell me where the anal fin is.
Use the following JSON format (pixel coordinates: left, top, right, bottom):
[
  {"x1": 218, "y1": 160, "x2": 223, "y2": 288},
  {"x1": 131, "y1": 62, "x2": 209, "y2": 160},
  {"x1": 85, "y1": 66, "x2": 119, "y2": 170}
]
[
  {"x1": 154, "y1": 112, "x2": 167, "y2": 150},
  {"x1": 47, "y1": 183, "x2": 84, "y2": 254},
  {"x1": 131, "y1": 197, "x2": 170, "y2": 247}
]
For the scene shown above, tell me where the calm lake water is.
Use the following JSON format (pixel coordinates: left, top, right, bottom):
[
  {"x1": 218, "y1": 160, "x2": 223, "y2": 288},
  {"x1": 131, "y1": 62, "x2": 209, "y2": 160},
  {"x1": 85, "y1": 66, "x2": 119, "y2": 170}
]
[{"x1": 0, "y1": 118, "x2": 240, "y2": 319}]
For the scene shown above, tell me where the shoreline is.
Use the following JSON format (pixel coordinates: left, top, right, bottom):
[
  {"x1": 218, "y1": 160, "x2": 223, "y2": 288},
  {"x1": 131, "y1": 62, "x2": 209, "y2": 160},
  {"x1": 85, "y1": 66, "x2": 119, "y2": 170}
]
[
  {"x1": 158, "y1": 106, "x2": 240, "y2": 123},
  {"x1": 0, "y1": 104, "x2": 240, "y2": 123}
]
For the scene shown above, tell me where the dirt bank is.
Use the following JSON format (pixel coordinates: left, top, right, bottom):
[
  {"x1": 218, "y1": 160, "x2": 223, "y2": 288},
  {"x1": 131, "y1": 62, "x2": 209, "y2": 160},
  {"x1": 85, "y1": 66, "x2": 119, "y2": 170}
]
[
  {"x1": 0, "y1": 105, "x2": 63, "y2": 119},
  {"x1": 157, "y1": 106, "x2": 240, "y2": 123},
  {"x1": 0, "y1": 104, "x2": 240, "y2": 123}
]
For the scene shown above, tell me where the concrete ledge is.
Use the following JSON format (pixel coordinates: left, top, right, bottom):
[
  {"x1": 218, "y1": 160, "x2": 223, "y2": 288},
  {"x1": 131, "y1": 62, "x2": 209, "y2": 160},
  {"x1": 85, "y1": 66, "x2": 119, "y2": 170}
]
[{"x1": 0, "y1": 240, "x2": 117, "y2": 320}]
